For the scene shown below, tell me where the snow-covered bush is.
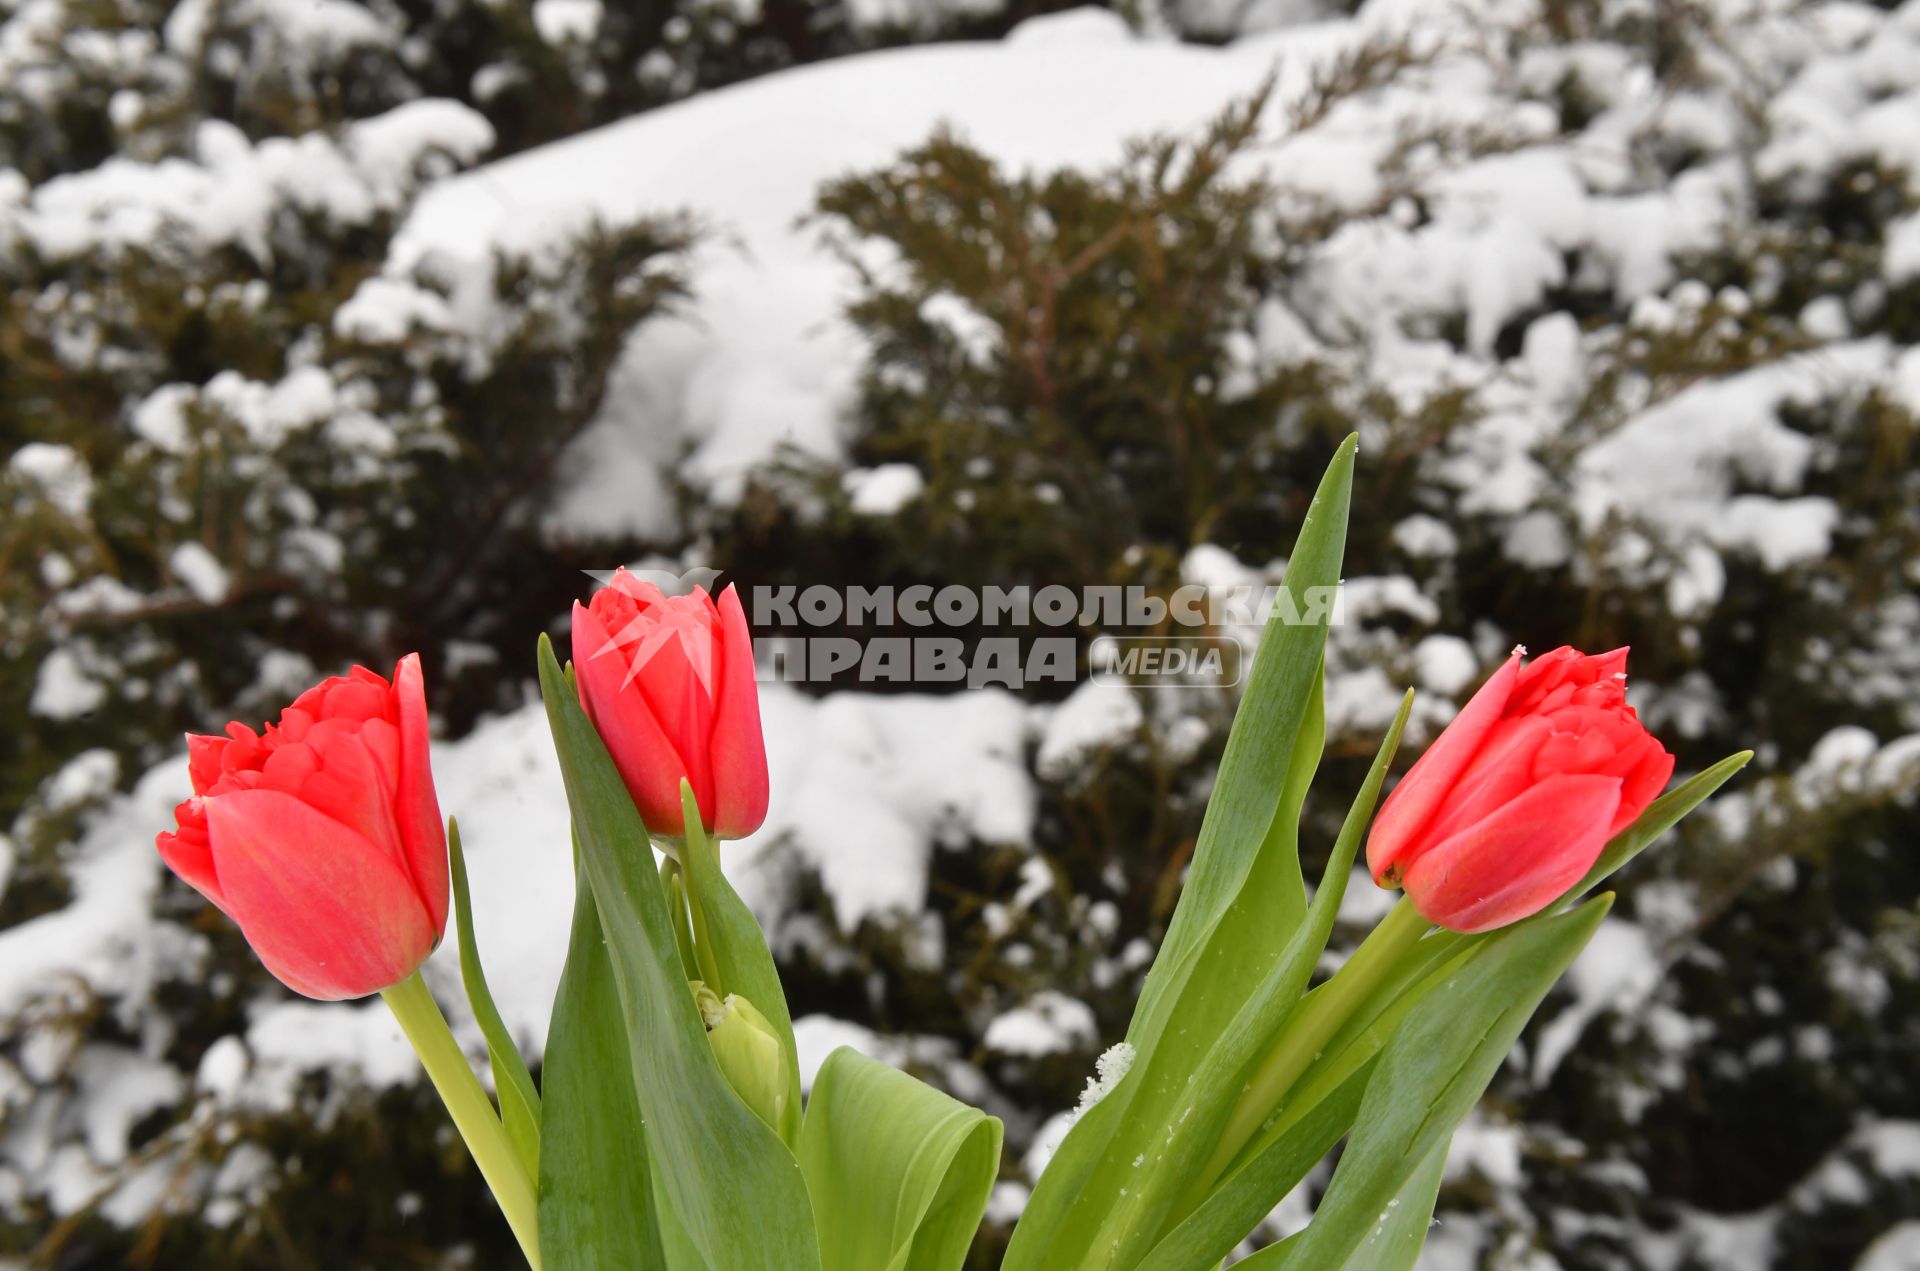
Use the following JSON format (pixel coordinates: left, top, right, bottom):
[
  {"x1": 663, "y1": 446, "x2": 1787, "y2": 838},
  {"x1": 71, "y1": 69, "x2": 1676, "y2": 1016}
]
[
  {"x1": 0, "y1": 2, "x2": 699, "y2": 1256},
  {"x1": 709, "y1": 5, "x2": 1920, "y2": 1265},
  {"x1": 4, "y1": 0, "x2": 1919, "y2": 1266}
]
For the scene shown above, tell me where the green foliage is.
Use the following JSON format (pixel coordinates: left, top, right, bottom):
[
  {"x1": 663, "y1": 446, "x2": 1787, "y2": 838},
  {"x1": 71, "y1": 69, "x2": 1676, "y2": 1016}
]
[
  {"x1": 0, "y1": 140, "x2": 693, "y2": 901},
  {"x1": 708, "y1": 35, "x2": 1920, "y2": 1270},
  {"x1": 539, "y1": 641, "x2": 1004, "y2": 1267},
  {"x1": 540, "y1": 842, "x2": 669, "y2": 1271},
  {"x1": 801, "y1": 1048, "x2": 1003, "y2": 1271},
  {"x1": 802, "y1": 84, "x2": 1316, "y2": 593},
  {"x1": 539, "y1": 640, "x2": 822, "y2": 1267},
  {"x1": 450, "y1": 820, "x2": 543, "y2": 1181}
]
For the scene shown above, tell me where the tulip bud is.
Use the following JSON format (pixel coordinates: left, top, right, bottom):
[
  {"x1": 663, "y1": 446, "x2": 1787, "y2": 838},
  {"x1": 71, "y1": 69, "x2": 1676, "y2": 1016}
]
[
  {"x1": 572, "y1": 570, "x2": 769, "y2": 840},
  {"x1": 1366, "y1": 645, "x2": 1674, "y2": 933},
  {"x1": 693, "y1": 982, "x2": 790, "y2": 1133},
  {"x1": 155, "y1": 655, "x2": 448, "y2": 1000}
]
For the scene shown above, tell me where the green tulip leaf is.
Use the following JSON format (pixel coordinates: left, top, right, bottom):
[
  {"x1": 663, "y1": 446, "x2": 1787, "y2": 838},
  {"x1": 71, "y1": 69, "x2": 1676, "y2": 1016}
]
[
  {"x1": 799, "y1": 1047, "x2": 1003, "y2": 1271},
  {"x1": 448, "y1": 817, "x2": 543, "y2": 1181},
  {"x1": 1565, "y1": 749, "x2": 1753, "y2": 904},
  {"x1": 537, "y1": 635, "x2": 820, "y2": 1271},
  {"x1": 1276, "y1": 895, "x2": 1612, "y2": 1270},
  {"x1": 1008, "y1": 435, "x2": 1357, "y2": 1270},
  {"x1": 1133, "y1": 1057, "x2": 1375, "y2": 1271},
  {"x1": 677, "y1": 782, "x2": 804, "y2": 1146},
  {"x1": 538, "y1": 850, "x2": 667, "y2": 1270},
  {"x1": 1057, "y1": 686, "x2": 1413, "y2": 1265},
  {"x1": 1232, "y1": 1137, "x2": 1445, "y2": 1271}
]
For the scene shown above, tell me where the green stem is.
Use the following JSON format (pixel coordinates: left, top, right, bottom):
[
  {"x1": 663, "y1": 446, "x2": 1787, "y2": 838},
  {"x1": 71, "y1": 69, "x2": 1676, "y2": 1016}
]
[
  {"x1": 669, "y1": 835, "x2": 726, "y2": 992},
  {"x1": 661, "y1": 858, "x2": 701, "y2": 978},
  {"x1": 1197, "y1": 897, "x2": 1430, "y2": 1188},
  {"x1": 382, "y1": 972, "x2": 543, "y2": 1269}
]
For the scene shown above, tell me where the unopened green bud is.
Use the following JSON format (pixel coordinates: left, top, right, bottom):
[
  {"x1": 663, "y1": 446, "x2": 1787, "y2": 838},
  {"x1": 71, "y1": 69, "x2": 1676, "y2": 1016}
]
[{"x1": 692, "y1": 982, "x2": 790, "y2": 1133}]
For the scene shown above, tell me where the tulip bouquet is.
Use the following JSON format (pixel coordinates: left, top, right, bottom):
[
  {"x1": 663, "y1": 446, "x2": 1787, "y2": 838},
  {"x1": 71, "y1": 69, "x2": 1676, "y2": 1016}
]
[{"x1": 154, "y1": 437, "x2": 1748, "y2": 1269}]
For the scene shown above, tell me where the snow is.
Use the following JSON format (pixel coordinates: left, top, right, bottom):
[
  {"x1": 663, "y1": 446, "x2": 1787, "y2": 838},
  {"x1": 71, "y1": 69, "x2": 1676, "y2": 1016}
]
[
  {"x1": 1023, "y1": 1109, "x2": 1073, "y2": 1182},
  {"x1": 1532, "y1": 920, "x2": 1661, "y2": 1086},
  {"x1": 346, "y1": 100, "x2": 496, "y2": 208},
  {"x1": 131, "y1": 385, "x2": 193, "y2": 452},
  {"x1": 1183, "y1": 543, "x2": 1265, "y2": 592},
  {"x1": 1036, "y1": 681, "x2": 1143, "y2": 782},
  {"x1": 982, "y1": 990, "x2": 1099, "y2": 1057},
  {"x1": 381, "y1": 25, "x2": 1380, "y2": 516},
  {"x1": 787, "y1": 1014, "x2": 973, "y2": 1097},
  {"x1": 1503, "y1": 509, "x2": 1573, "y2": 570},
  {"x1": 1854, "y1": 1121, "x2": 1920, "y2": 1178},
  {"x1": 1323, "y1": 665, "x2": 1405, "y2": 735},
  {"x1": 532, "y1": 0, "x2": 602, "y2": 44},
  {"x1": 919, "y1": 292, "x2": 1003, "y2": 365},
  {"x1": 846, "y1": 0, "x2": 1004, "y2": 33},
  {"x1": 792, "y1": 1015, "x2": 889, "y2": 1092},
  {"x1": 1893, "y1": 346, "x2": 1920, "y2": 419},
  {"x1": 11, "y1": 100, "x2": 491, "y2": 265},
  {"x1": 1445, "y1": 1112, "x2": 1522, "y2": 1189},
  {"x1": 1574, "y1": 340, "x2": 1893, "y2": 577},
  {"x1": 1392, "y1": 514, "x2": 1458, "y2": 559},
  {"x1": 842, "y1": 463, "x2": 926, "y2": 516},
  {"x1": 1521, "y1": 311, "x2": 1586, "y2": 409},
  {"x1": 168, "y1": 542, "x2": 229, "y2": 604},
  {"x1": 9, "y1": 442, "x2": 92, "y2": 516},
  {"x1": 1717, "y1": 496, "x2": 1841, "y2": 571},
  {"x1": 1857, "y1": 1222, "x2": 1920, "y2": 1271},
  {"x1": 243, "y1": 1002, "x2": 421, "y2": 1102},
  {"x1": 241, "y1": 0, "x2": 392, "y2": 54},
  {"x1": 1411, "y1": 635, "x2": 1478, "y2": 698},
  {"x1": 984, "y1": 1179, "x2": 1030, "y2": 1224},
  {"x1": 1005, "y1": 7, "x2": 1132, "y2": 46},
  {"x1": 1067, "y1": 1040, "x2": 1133, "y2": 1123},
  {"x1": 333, "y1": 277, "x2": 457, "y2": 343},
  {"x1": 42, "y1": 750, "x2": 119, "y2": 810},
  {"x1": 1889, "y1": 214, "x2": 1920, "y2": 282},
  {"x1": 70, "y1": 1047, "x2": 186, "y2": 1163},
  {"x1": 751, "y1": 686, "x2": 1034, "y2": 928},
  {"x1": 0, "y1": 764, "x2": 180, "y2": 1018},
  {"x1": 29, "y1": 648, "x2": 107, "y2": 721}
]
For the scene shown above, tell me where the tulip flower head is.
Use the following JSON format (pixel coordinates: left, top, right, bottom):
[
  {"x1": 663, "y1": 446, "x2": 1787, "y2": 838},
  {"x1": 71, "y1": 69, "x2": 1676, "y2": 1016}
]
[
  {"x1": 156, "y1": 655, "x2": 448, "y2": 1000},
  {"x1": 572, "y1": 569, "x2": 769, "y2": 840},
  {"x1": 1366, "y1": 645, "x2": 1674, "y2": 933}
]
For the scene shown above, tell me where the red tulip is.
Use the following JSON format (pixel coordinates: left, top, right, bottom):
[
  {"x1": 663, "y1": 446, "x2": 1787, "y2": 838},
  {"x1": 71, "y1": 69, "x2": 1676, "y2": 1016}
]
[
  {"x1": 1366, "y1": 645, "x2": 1674, "y2": 933},
  {"x1": 571, "y1": 569, "x2": 769, "y2": 839},
  {"x1": 156, "y1": 655, "x2": 448, "y2": 1000}
]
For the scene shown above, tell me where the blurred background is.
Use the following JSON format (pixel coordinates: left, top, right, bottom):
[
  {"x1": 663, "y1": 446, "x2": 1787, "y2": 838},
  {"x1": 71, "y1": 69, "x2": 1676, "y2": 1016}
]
[{"x1": 3, "y1": 0, "x2": 1919, "y2": 1266}]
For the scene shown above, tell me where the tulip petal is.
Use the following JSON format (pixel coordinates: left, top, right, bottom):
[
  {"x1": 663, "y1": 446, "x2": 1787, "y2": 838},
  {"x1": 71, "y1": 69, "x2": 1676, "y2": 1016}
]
[
  {"x1": 1400, "y1": 772, "x2": 1623, "y2": 933},
  {"x1": 1611, "y1": 737, "x2": 1675, "y2": 833},
  {"x1": 185, "y1": 733, "x2": 227, "y2": 795},
  {"x1": 324, "y1": 676, "x2": 391, "y2": 725},
  {"x1": 609, "y1": 567, "x2": 667, "y2": 609},
  {"x1": 630, "y1": 613, "x2": 714, "y2": 776},
  {"x1": 1509, "y1": 646, "x2": 1628, "y2": 714},
  {"x1": 157, "y1": 805, "x2": 228, "y2": 912},
  {"x1": 708, "y1": 584, "x2": 771, "y2": 840},
  {"x1": 298, "y1": 728, "x2": 409, "y2": 868},
  {"x1": 1367, "y1": 649, "x2": 1523, "y2": 883},
  {"x1": 392, "y1": 653, "x2": 449, "y2": 935},
  {"x1": 573, "y1": 600, "x2": 692, "y2": 835},
  {"x1": 1417, "y1": 713, "x2": 1553, "y2": 845},
  {"x1": 674, "y1": 663, "x2": 718, "y2": 822},
  {"x1": 204, "y1": 789, "x2": 437, "y2": 999}
]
